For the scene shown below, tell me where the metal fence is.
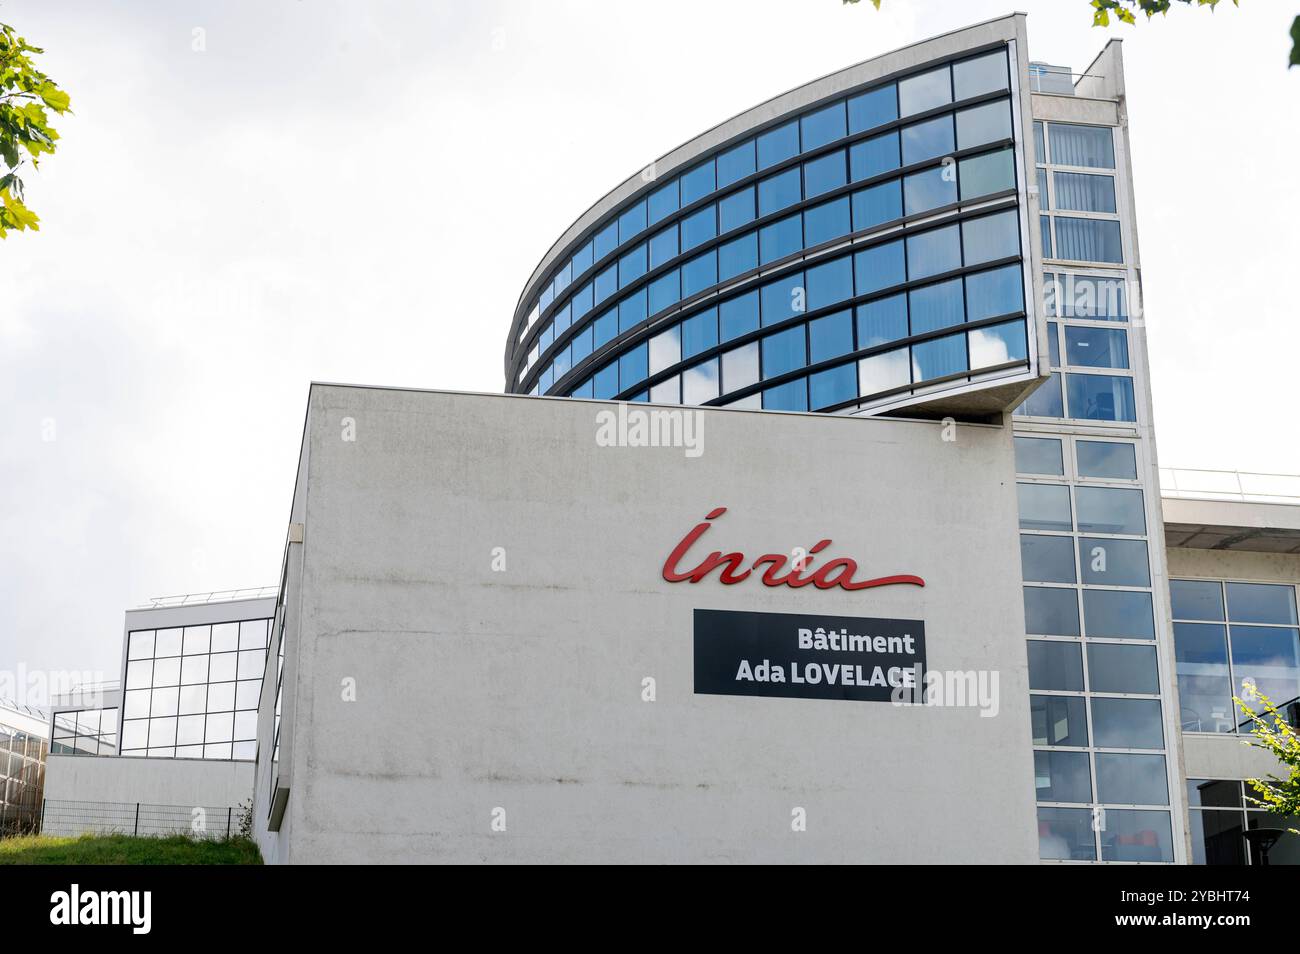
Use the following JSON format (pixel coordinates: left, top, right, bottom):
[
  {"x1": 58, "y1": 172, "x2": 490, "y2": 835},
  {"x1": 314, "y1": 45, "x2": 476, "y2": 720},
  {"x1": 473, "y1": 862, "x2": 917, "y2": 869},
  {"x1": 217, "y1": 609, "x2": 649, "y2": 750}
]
[{"x1": 38, "y1": 799, "x2": 247, "y2": 839}]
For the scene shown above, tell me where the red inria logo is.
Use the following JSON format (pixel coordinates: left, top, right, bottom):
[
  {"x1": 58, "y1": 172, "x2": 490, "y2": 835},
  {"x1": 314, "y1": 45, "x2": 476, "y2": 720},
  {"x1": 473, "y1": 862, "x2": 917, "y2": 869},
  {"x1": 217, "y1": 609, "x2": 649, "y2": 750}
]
[{"x1": 662, "y1": 507, "x2": 926, "y2": 591}]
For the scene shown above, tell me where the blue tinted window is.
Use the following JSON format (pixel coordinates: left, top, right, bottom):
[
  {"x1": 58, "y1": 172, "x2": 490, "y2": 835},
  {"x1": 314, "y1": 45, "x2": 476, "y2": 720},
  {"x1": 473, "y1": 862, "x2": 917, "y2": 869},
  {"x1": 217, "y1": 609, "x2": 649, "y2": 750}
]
[
  {"x1": 680, "y1": 161, "x2": 716, "y2": 205},
  {"x1": 555, "y1": 261, "x2": 572, "y2": 294},
  {"x1": 553, "y1": 346, "x2": 571, "y2": 380},
  {"x1": 1015, "y1": 371, "x2": 1064, "y2": 418},
  {"x1": 1065, "y1": 326, "x2": 1129, "y2": 369},
  {"x1": 854, "y1": 240, "x2": 905, "y2": 294},
  {"x1": 1171, "y1": 580, "x2": 1224, "y2": 622},
  {"x1": 851, "y1": 180, "x2": 902, "y2": 231},
  {"x1": 594, "y1": 264, "x2": 618, "y2": 304},
  {"x1": 680, "y1": 205, "x2": 717, "y2": 252},
  {"x1": 1024, "y1": 587, "x2": 1079, "y2": 636},
  {"x1": 956, "y1": 100, "x2": 1012, "y2": 150},
  {"x1": 1226, "y1": 583, "x2": 1298, "y2": 624},
  {"x1": 803, "y1": 149, "x2": 847, "y2": 199},
  {"x1": 759, "y1": 214, "x2": 802, "y2": 265},
  {"x1": 618, "y1": 201, "x2": 647, "y2": 243},
  {"x1": 760, "y1": 272, "x2": 805, "y2": 326},
  {"x1": 1092, "y1": 698, "x2": 1163, "y2": 750},
  {"x1": 954, "y1": 49, "x2": 1009, "y2": 99},
  {"x1": 649, "y1": 225, "x2": 678, "y2": 269},
  {"x1": 570, "y1": 323, "x2": 593, "y2": 364},
  {"x1": 848, "y1": 85, "x2": 897, "y2": 133},
  {"x1": 763, "y1": 378, "x2": 808, "y2": 412},
  {"x1": 1076, "y1": 486, "x2": 1145, "y2": 535},
  {"x1": 539, "y1": 321, "x2": 554, "y2": 351},
  {"x1": 906, "y1": 224, "x2": 961, "y2": 280},
  {"x1": 803, "y1": 196, "x2": 851, "y2": 247},
  {"x1": 718, "y1": 186, "x2": 756, "y2": 232},
  {"x1": 594, "y1": 222, "x2": 618, "y2": 260},
  {"x1": 898, "y1": 65, "x2": 951, "y2": 117},
  {"x1": 571, "y1": 241, "x2": 593, "y2": 276},
  {"x1": 618, "y1": 243, "x2": 647, "y2": 287},
  {"x1": 553, "y1": 302, "x2": 571, "y2": 336},
  {"x1": 963, "y1": 209, "x2": 1020, "y2": 266},
  {"x1": 959, "y1": 148, "x2": 1015, "y2": 200},
  {"x1": 720, "y1": 290, "x2": 759, "y2": 341},
  {"x1": 1015, "y1": 436, "x2": 1064, "y2": 476},
  {"x1": 903, "y1": 165, "x2": 957, "y2": 215},
  {"x1": 1066, "y1": 373, "x2": 1136, "y2": 422},
  {"x1": 901, "y1": 115, "x2": 954, "y2": 166},
  {"x1": 762, "y1": 325, "x2": 807, "y2": 378},
  {"x1": 913, "y1": 332, "x2": 967, "y2": 380},
  {"x1": 618, "y1": 342, "x2": 649, "y2": 391},
  {"x1": 570, "y1": 377, "x2": 593, "y2": 399},
  {"x1": 1079, "y1": 537, "x2": 1150, "y2": 587},
  {"x1": 540, "y1": 282, "x2": 555, "y2": 311},
  {"x1": 757, "y1": 120, "x2": 800, "y2": 170},
  {"x1": 1021, "y1": 534, "x2": 1076, "y2": 584},
  {"x1": 758, "y1": 167, "x2": 802, "y2": 216},
  {"x1": 682, "y1": 307, "x2": 718, "y2": 359},
  {"x1": 1055, "y1": 217, "x2": 1123, "y2": 263},
  {"x1": 801, "y1": 102, "x2": 847, "y2": 150},
  {"x1": 681, "y1": 251, "x2": 717, "y2": 298},
  {"x1": 806, "y1": 257, "x2": 854, "y2": 311},
  {"x1": 849, "y1": 131, "x2": 899, "y2": 182},
  {"x1": 1076, "y1": 440, "x2": 1137, "y2": 480},
  {"x1": 1048, "y1": 321, "x2": 1061, "y2": 367},
  {"x1": 1040, "y1": 215, "x2": 1053, "y2": 258},
  {"x1": 857, "y1": 294, "x2": 907, "y2": 347},
  {"x1": 572, "y1": 281, "x2": 593, "y2": 319},
  {"x1": 593, "y1": 309, "x2": 617, "y2": 348},
  {"x1": 809, "y1": 309, "x2": 854, "y2": 363},
  {"x1": 593, "y1": 362, "x2": 619, "y2": 399},
  {"x1": 965, "y1": 264, "x2": 1023, "y2": 321},
  {"x1": 1084, "y1": 589, "x2": 1155, "y2": 639},
  {"x1": 908, "y1": 278, "x2": 964, "y2": 334},
  {"x1": 647, "y1": 180, "x2": 679, "y2": 225},
  {"x1": 648, "y1": 269, "x2": 680, "y2": 314},
  {"x1": 718, "y1": 232, "x2": 757, "y2": 282},
  {"x1": 810, "y1": 363, "x2": 857, "y2": 409},
  {"x1": 717, "y1": 140, "x2": 756, "y2": 188},
  {"x1": 618, "y1": 288, "x2": 647, "y2": 333},
  {"x1": 968, "y1": 319, "x2": 1026, "y2": 368}
]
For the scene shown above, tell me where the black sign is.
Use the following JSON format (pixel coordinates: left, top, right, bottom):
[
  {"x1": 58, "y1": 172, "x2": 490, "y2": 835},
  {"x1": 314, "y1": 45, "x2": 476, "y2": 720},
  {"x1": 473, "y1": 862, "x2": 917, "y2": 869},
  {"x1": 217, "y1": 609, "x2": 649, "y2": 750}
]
[{"x1": 694, "y1": 609, "x2": 926, "y2": 702}]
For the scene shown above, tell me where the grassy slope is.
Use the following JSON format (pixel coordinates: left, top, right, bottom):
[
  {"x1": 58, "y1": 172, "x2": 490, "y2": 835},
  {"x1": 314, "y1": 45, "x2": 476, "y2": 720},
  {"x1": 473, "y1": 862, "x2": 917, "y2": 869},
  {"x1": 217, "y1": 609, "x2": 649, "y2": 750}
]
[{"x1": 0, "y1": 833, "x2": 262, "y2": 865}]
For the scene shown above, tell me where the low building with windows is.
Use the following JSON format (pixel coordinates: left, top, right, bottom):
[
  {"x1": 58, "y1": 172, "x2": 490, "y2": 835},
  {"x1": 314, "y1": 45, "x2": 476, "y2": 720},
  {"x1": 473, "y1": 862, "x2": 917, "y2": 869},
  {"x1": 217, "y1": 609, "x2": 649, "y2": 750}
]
[{"x1": 0, "y1": 697, "x2": 49, "y2": 836}]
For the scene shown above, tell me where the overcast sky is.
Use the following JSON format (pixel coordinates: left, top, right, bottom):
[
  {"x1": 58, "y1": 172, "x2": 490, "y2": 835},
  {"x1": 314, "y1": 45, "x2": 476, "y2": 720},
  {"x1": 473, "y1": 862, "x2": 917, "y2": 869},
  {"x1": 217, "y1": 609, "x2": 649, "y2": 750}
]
[{"x1": 2, "y1": 0, "x2": 1297, "y2": 698}]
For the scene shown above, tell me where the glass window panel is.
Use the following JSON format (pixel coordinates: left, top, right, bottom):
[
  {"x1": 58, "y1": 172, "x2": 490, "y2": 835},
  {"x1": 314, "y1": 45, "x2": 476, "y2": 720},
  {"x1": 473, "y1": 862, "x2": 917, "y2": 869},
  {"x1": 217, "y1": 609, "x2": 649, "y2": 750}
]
[
  {"x1": 681, "y1": 308, "x2": 718, "y2": 359},
  {"x1": 962, "y1": 209, "x2": 1019, "y2": 266},
  {"x1": 572, "y1": 281, "x2": 593, "y2": 320},
  {"x1": 121, "y1": 719, "x2": 148, "y2": 751},
  {"x1": 1024, "y1": 586, "x2": 1080, "y2": 636},
  {"x1": 1089, "y1": 643, "x2": 1159, "y2": 695},
  {"x1": 1092, "y1": 697, "x2": 1164, "y2": 749},
  {"x1": 1034, "y1": 120, "x2": 1046, "y2": 163},
  {"x1": 756, "y1": 120, "x2": 799, "y2": 170},
  {"x1": 235, "y1": 680, "x2": 260, "y2": 710},
  {"x1": 1226, "y1": 583, "x2": 1298, "y2": 625},
  {"x1": 1078, "y1": 537, "x2": 1150, "y2": 587},
  {"x1": 809, "y1": 363, "x2": 857, "y2": 410},
  {"x1": 849, "y1": 131, "x2": 900, "y2": 181},
  {"x1": 858, "y1": 347, "x2": 911, "y2": 395},
  {"x1": 593, "y1": 222, "x2": 618, "y2": 261},
  {"x1": 1188, "y1": 806, "x2": 1247, "y2": 866},
  {"x1": 856, "y1": 294, "x2": 908, "y2": 348},
  {"x1": 1083, "y1": 589, "x2": 1155, "y2": 639},
  {"x1": 953, "y1": 49, "x2": 1008, "y2": 99},
  {"x1": 1038, "y1": 167, "x2": 1049, "y2": 209},
  {"x1": 234, "y1": 710, "x2": 258, "y2": 742},
  {"x1": 618, "y1": 201, "x2": 647, "y2": 243},
  {"x1": 803, "y1": 196, "x2": 851, "y2": 247},
  {"x1": 180, "y1": 654, "x2": 209, "y2": 686},
  {"x1": 150, "y1": 687, "x2": 178, "y2": 718},
  {"x1": 955, "y1": 99, "x2": 1011, "y2": 150},
  {"x1": 854, "y1": 239, "x2": 905, "y2": 294},
  {"x1": 1076, "y1": 440, "x2": 1137, "y2": 480},
  {"x1": 572, "y1": 241, "x2": 593, "y2": 276},
  {"x1": 903, "y1": 165, "x2": 957, "y2": 215},
  {"x1": 1075, "y1": 486, "x2": 1145, "y2": 535},
  {"x1": 680, "y1": 205, "x2": 717, "y2": 252},
  {"x1": 649, "y1": 375, "x2": 679, "y2": 405},
  {"x1": 1230, "y1": 625, "x2": 1300, "y2": 707},
  {"x1": 1065, "y1": 373, "x2": 1136, "y2": 422},
  {"x1": 682, "y1": 358, "x2": 720, "y2": 404},
  {"x1": 800, "y1": 102, "x2": 846, "y2": 150},
  {"x1": 900, "y1": 115, "x2": 954, "y2": 166},
  {"x1": 1055, "y1": 217, "x2": 1123, "y2": 264},
  {"x1": 1047, "y1": 123, "x2": 1115, "y2": 169},
  {"x1": 1100, "y1": 810, "x2": 1173, "y2": 863},
  {"x1": 1015, "y1": 371, "x2": 1063, "y2": 418},
  {"x1": 760, "y1": 272, "x2": 805, "y2": 326},
  {"x1": 966, "y1": 264, "x2": 1023, "y2": 321},
  {"x1": 649, "y1": 324, "x2": 681, "y2": 376},
  {"x1": 1096, "y1": 753, "x2": 1169, "y2": 805},
  {"x1": 847, "y1": 85, "x2": 897, "y2": 133},
  {"x1": 233, "y1": 740, "x2": 257, "y2": 761},
  {"x1": 762, "y1": 378, "x2": 807, "y2": 412},
  {"x1": 176, "y1": 714, "x2": 205, "y2": 747},
  {"x1": 1186, "y1": 778, "x2": 1243, "y2": 810},
  {"x1": 125, "y1": 659, "x2": 153, "y2": 690},
  {"x1": 1017, "y1": 483, "x2": 1071, "y2": 532},
  {"x1": 1030, "y1": 694, "x2": 1088, "y2": 746},
  {"x1": 1052, "y1": 273, "x2": 1127, "y2": 319},
  {"x1": 898, "y1": 65, "x2": 951, "y2": 117},
  {"x1": 619, "y1": 342, "x2": 649, "y2": 391},
  {"x1": 124, "y1": 689, "x2": 150, "y2": 719},
  {"x1": 1065, "y1": 326, "x2": 1128, "y2": 369},
  {"x1": 179, "y1": 684, "x2": 206, "y2": 716},
  {"x1": 128, "y1": 630, "x2": 155, "y2": 660},
  {"x1": 959, "y1": 147, "x2": 1015, "y2": 200},
  {"x1": 911, "y1": 332, "x2": 966, "y2": 381},
  {"x1": 240, "y1": 619, "x2": 268, "y2": 650},
  {"x1": 1021, "y1": 534, "x2": 1076, "y2": 584},
  {"x1": 758, "y1": 167, "x2": 801, "y2": 217},
  {"x1": 716, "y1": 140, "x2": 756, "y2": 188},
  {"x1": 718, "y1": 233, "x2": 757, "y2": 283},
  {"x1": 648, "y1": 179, "x2": 679, "y2": 225},
  {"x1": 718, "y1": 186, "x2": 755, "y2": 232},
  {"x1": 851, "y1": 179, "x2": 902, "y2": 232},
  {"x1": 154, "y1": 628, "x2": 182, "y2": 657},
  {"x1": 680, "y1": 161, "x2": 716, "y2": 206},
  {"x1": 204, "y1": 742, "x2": 232, "y2": 759},
  {"x1": 207, "y1": 681, "x2": 236, "y2": 713},
  {"x1": 1015, "y1": 437, "x2": 1063, "y2": 476},
  {"x1": 722, "y1": 342, "x2": 760, "y2": 392},
  {"x1": 1053, "y1": 171, "x2": 1116, "y2": 213},
  {"x1": 619, "y1": 288, "x2": 647, "y2": 333},
  {"x1": 1048, "y1": 321, "x2": 1061, "y2": 367},
  {"x1": 761, "y1": 326, "x2": 806, "y2": 379},
  {"x1": 809, "y1": 309, "x2": 854, "y2": 363},
  {"x1": 906, "y1": 225, "x2": 961, "y2": 281},
  {"x1": 806, "y1": 257, "x2": 853, "y2": 311},
  {"x1": 618, "y1": 243, "x2": 647, "y2": 287},
  {"x1": 152, "y1": 656, "x2": 180, "y2": 687},
  {"x1": 1028, "y1": 640, "x2": 1084, "y2": 691},
  {"x1": 1035, "y1": 751, "x2": 1092, "y2": 804},
  {"x1": 571, "y1": 323, "x2": 594, "y2": 364},
  {"x1": 1040, "y1": 214, "x2": 1053, "y2": 258},
  {"x1": 149, "y1": 716, "x2": 177, "y2": 747},
  {"x1": 209, "y1": 651, "x2": 238, "y2": 683},
  {"x1": 908, "y1": 277, "x2": 963, "y2": 334},
  {"x1": 759, "y1": 213, "x2": 802, "y2": 265},
  {"x1": 720, "y1": 290, "x2": 760, "y2": 341},
  {"x1": 1037, "y1": 807, "x2": 1097, "y2": 861},
  {"x1": 205, "y1": 711, "x2": 234, "y2": 743},
  {"x1": 648, "y1": 270, "x2": 680, "y2": 316},
  {"x1": 967, "y1": 320, "x2": 1027, "y2": 369}
]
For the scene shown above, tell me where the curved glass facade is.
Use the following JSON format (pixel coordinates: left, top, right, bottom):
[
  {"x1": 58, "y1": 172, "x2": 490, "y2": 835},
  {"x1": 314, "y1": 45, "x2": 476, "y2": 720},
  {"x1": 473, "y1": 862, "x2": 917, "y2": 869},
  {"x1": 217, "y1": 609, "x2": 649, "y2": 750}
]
[{"x1": 506, "y1": 45, "x2": 1038, "y2": 415}]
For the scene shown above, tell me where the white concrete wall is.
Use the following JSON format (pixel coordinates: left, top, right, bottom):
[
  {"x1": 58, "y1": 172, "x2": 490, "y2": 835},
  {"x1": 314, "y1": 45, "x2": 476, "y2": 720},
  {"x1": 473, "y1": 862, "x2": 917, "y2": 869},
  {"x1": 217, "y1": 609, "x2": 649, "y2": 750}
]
[{"x1": 257, "y1": 385, "x2": 1038, "y2": 864}]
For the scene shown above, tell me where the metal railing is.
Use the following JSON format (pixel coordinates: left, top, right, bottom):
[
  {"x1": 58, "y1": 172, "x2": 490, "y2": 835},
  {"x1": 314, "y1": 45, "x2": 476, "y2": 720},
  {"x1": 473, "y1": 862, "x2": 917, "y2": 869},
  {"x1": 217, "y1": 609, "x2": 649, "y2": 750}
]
[
  {"x1": 1160, "y1": 467, "x2": 1300, "y2": 506},
  {"x1": 141, "y1": 586, "x2": 278, "y2": 608},
  {"x1": 38, "y1": 799, "x2": 247, "y2": 839}
]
